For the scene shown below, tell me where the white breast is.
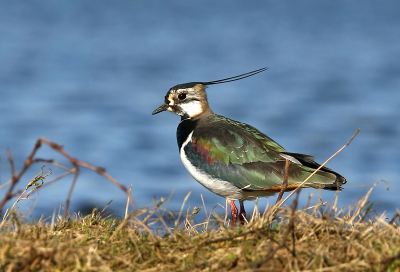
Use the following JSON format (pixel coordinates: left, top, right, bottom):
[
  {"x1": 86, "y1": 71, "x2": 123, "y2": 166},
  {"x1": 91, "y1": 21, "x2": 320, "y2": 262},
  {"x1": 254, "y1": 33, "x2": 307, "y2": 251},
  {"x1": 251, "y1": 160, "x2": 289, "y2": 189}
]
[
  {"x1": 179, "y1": 131, "x2": 242, "y2": 200},
  {"x1": 179, "y1": 131, "x2": 279, "y2": 200}
]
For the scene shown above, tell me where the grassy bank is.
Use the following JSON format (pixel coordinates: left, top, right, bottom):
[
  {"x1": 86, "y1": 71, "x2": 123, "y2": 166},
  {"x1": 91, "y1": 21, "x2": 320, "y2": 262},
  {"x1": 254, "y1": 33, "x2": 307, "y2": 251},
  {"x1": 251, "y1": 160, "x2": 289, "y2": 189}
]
[
  {"x1": 1, "y1": 137, "x2": 399, "y2": 271},
  {"x1": 1, "y1": 191, "x2": 399, "y2": 271}
]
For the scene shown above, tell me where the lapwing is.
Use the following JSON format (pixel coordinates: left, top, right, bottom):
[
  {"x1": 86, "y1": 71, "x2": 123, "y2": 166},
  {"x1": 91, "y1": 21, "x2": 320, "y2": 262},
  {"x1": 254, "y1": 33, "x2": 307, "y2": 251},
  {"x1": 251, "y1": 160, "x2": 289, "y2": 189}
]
[{"x1": 152, "y1": 68, "x2": 346, "y2": 226}]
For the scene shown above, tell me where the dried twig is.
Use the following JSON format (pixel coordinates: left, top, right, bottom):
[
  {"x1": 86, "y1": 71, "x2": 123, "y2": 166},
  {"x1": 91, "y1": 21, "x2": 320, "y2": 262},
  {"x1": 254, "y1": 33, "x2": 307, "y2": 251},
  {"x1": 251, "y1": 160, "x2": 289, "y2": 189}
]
[
  {"x1": 125, "y1": 185, "x2": 133, "y2": 220},
  {"x1": 276, "y1": 159, "x2": 290, "y2": 203},
  {"x1": 388, "y1": 209, "x2": 400, "y2": 225},
  {"x1": 1, "y1": 166, "x2": 53, "y2": 224},
  {"x1": 0, "y1": 137, "x2": 133, "y2": 218},
  {"x1": 274, "y1": 128, "x2": 360, "y2": 211}
]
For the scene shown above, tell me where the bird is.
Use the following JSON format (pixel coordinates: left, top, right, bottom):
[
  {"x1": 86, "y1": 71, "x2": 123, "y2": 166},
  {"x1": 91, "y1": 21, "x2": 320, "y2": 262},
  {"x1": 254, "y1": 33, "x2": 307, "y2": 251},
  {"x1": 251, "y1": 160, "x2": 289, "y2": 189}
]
[{"x1": 152, "y1": 68, "x2": 346, "y2": 227}]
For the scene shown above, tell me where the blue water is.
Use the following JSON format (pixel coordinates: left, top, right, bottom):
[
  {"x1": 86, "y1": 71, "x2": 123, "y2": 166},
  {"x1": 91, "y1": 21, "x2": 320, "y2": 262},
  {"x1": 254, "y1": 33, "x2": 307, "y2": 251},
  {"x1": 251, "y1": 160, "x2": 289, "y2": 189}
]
[{"x1": 1, "y1": 1, "x2": 399, "y2": 221}]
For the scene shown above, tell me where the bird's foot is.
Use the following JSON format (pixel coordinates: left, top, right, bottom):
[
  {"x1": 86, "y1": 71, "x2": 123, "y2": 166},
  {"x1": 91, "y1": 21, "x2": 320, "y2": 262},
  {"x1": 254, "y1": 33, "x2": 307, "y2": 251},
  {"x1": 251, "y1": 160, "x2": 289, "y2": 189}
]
[
  {"x1": 229, "y1": 200, "x2": 238, "y2": 227},
  {"x1": 239, "y1": 200, "x2": 246, "y2": 225}
]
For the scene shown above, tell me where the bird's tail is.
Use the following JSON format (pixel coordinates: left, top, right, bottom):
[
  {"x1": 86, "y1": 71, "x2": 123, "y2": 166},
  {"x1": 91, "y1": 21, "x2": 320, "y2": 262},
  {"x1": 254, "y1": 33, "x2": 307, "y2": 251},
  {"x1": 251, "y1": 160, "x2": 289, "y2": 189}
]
[{"x1": 281, "y1": 152, "x2": 346, "y2": 191}]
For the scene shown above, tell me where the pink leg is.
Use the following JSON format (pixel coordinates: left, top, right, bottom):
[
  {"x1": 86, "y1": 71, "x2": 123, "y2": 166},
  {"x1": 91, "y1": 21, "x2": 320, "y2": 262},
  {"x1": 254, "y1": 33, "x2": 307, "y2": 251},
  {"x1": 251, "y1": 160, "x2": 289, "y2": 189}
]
[
  {"x1": 229, "y1": 200, "x2": 238, "y2": 227},
  {"x1": 239, "y1": 200, "x2": 246, "y2": 225}
]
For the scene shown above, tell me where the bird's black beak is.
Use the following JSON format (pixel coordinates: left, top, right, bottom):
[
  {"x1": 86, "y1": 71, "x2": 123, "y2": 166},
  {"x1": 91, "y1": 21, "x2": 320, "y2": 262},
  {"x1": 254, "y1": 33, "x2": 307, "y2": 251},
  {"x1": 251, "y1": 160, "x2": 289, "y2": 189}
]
[{"x1": 152, "y1": 103, "x2": 169, "y2": 115}]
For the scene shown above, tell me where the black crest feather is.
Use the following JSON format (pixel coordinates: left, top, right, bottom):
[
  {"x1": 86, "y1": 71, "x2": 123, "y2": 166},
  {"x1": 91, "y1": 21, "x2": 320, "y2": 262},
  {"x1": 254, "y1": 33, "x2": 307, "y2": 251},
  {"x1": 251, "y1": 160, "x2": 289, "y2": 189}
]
[{"x1": 203, "y1": 67, "x2": 268, "y2": 85}]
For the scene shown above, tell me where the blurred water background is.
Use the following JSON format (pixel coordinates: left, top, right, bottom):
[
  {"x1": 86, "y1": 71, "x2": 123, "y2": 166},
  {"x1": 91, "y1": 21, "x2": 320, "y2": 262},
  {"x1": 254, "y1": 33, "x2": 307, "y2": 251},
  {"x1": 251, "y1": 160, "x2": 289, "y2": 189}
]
[{"x1": 1, "y1": 1, "x2": 399, "y2": 221}]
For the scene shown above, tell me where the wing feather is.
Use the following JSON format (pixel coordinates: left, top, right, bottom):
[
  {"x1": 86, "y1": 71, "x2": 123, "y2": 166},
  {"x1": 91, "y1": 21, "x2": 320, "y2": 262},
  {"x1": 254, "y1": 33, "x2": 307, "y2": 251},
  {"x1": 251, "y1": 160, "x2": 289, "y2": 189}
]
[{"x1": 188, "y1": 114, "x2": 345, "y2": 190}]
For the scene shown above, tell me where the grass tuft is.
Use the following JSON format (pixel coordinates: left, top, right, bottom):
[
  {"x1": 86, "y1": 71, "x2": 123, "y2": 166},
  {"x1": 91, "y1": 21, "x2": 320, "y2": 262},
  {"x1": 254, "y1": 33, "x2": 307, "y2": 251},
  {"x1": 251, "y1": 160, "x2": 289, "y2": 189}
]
[
  {"x1": 0, "y1": 191, "x2": 399, "y2": 271},
  {"x1": 1, "y1": 134, "x2": 399, "y2": 271}
]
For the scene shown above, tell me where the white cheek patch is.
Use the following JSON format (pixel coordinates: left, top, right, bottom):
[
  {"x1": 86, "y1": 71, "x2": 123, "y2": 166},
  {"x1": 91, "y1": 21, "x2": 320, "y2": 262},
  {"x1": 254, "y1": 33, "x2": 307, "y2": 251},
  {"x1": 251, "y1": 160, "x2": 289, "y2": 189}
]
[{"x1": 180, "y1": 100, "x2": 203, "y2": 117}]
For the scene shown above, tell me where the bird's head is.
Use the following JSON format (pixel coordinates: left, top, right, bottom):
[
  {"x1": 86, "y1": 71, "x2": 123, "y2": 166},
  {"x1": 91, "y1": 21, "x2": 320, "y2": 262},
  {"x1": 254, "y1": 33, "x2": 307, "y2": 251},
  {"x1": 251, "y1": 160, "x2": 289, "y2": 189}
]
[
  {"x1": 152, "y1": 82, "x2": 210, "y2": 119},
  {"x1": 152, "y1": 67, "x2": 268, "y2": 120}
]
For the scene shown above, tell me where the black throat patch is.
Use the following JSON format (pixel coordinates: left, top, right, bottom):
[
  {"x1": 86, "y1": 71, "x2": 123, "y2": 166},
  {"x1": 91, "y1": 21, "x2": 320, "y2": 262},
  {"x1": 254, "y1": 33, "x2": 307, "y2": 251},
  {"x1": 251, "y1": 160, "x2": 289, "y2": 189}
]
[{"x1": 177, "y1": 118, "x2": 199, "y2": 151}]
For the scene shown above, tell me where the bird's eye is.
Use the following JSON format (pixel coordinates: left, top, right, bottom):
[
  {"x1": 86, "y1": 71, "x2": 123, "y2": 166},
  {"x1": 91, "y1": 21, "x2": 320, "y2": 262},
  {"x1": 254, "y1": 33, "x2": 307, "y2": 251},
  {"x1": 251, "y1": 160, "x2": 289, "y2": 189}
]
[{"x1": 178, "y1": 93, "x2": 187, "y2": 100}]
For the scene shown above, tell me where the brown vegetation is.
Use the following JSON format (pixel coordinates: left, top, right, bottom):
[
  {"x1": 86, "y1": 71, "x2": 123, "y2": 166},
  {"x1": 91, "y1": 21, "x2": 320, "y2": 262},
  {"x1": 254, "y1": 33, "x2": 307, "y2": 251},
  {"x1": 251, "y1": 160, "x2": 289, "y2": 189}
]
[
  {"x1": 0, "y1": 135, "x2": 399, "y2": 271},
  {"x1": 1, "y1": 192, "x2": 399, "y2": 271}
]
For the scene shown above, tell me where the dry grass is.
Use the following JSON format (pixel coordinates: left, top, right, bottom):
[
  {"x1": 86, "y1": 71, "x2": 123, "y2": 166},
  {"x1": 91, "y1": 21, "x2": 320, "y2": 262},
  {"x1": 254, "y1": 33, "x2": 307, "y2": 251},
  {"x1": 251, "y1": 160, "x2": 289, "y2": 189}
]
[
  {"x1": 0, "y1": 191, "x2": 399, "y2": 272},
  {"x1": 1, "y1": 134, "x2": 399, "y2": 271}
]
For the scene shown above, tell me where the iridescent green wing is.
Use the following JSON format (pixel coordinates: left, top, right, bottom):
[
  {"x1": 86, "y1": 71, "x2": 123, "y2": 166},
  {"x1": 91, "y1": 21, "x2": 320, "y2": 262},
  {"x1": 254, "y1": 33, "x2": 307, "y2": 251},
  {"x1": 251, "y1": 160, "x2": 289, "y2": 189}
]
[
  {"x1": 192, "y1": 114, "x2": 286, "y2": 164},
  {"x1": 188, "y1": 114, "x2": 343, "y2": 190}
]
